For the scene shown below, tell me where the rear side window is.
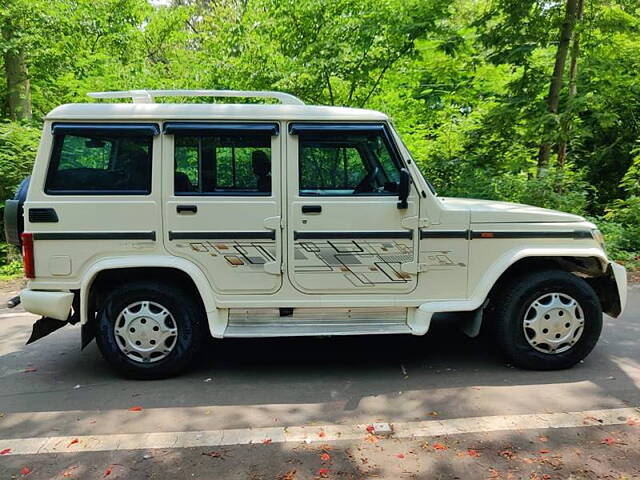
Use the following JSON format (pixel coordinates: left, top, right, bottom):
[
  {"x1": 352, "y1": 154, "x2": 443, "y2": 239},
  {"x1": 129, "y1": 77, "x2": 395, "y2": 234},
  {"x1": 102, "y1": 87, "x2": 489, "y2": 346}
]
[
  {"x1": 46, "y1": 125, "x2": 156, "y2": 195},
  {"x1": 169, "y1": 124, "x2": 276, "y2": 196}
]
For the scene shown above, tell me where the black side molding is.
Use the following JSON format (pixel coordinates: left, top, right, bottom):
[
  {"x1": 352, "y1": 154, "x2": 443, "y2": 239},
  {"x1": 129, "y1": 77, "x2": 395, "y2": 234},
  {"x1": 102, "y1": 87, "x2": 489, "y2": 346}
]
[
  {"x1": 29, "y1": 208, "x2": 59, "y2": 223},
  {"x1": 420, "y1": 230, "x2": 469, "y2": 239},
  {"x1": 470, "y1": 230, "x2": 592, "y2": 240},
  {"x1": 169, "y1": 231, "x2": 276, "y2": 241},
  {"x1": 33, "y1": 232, "x2": 156, "y2": 241},
  {"x1": 418, "y1": 229, "x2": 592, "y2": 240},
  {"x1": 294, "y1": 231, "x2": 413, "y2": 240}
]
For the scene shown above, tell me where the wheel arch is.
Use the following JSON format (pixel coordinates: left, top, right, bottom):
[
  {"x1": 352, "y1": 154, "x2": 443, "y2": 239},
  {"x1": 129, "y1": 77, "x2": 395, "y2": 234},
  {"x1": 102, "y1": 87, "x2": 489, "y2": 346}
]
[
  {"x1": 80, "y1": 256, "x2": 216, "y2": 347},
  {"x1": 475, "y1": 247, "x2": 624, "y2": 325}
]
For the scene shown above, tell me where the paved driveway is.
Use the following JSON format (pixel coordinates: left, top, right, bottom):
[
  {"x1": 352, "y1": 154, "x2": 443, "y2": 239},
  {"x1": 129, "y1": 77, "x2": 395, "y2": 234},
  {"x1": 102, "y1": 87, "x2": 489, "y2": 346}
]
[{"x1": 0, "y1": 285, "x2": 638, "y2": 479}]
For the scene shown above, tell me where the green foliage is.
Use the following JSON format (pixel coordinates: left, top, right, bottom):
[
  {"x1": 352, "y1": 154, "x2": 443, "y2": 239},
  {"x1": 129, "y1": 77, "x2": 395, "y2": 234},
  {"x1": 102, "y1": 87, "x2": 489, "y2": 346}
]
[
  {"x1": 0, "y1": 0, "x2": 638, "y2": 268},
  {"x1": 0, "y1": 260, "x2": 23, "y2": 279},
  {"x1": 0, "y1": 121, "x2": 39, "y2": 201}
]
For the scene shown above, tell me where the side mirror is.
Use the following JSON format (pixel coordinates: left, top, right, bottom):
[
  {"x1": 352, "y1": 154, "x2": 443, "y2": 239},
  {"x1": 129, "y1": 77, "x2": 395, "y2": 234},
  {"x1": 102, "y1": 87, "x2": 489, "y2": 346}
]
[{"x1": 397, "y1": 168, "x2": 410, "y2": 209}]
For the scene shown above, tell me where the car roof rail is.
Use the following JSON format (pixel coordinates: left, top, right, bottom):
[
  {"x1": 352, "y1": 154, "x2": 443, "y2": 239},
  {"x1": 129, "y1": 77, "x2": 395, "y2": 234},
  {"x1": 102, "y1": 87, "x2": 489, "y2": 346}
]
[{"x1": 86, "y1": 89, "x2": 305, "y2": 106}]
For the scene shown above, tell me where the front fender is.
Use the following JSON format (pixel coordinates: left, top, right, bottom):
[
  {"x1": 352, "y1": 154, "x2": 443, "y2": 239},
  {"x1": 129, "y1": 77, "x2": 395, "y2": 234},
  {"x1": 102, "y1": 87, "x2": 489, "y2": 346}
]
[{"x1": 419, "y1": 246, "x2": 610, "y2": 315}]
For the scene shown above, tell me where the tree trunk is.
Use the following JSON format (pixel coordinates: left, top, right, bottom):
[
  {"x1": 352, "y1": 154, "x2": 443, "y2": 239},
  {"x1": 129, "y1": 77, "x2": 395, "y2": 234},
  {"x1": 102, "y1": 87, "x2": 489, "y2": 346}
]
[
  {"x1": 557, "y1": 0, "x2": 584, "y2": 168},
  {"x1": 3, "y1": 46, "x2": 33, "y2": 121},
  {"x1": 537, "y1": 0, "x2": 579, "y2": 174}
]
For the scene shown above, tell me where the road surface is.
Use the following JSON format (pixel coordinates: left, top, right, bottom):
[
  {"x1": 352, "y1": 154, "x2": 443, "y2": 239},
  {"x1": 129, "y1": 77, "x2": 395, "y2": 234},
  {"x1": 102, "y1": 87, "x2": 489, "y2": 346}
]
[{"x1": 0, "y1": 284, "x2": 638, "y2": 479}]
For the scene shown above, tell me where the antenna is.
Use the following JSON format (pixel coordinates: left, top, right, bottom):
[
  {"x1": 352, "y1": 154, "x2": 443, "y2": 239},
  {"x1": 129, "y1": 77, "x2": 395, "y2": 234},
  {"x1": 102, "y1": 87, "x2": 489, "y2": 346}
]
[{"x1": 87, "y1": 89, "x2": 305, "y2": 105}]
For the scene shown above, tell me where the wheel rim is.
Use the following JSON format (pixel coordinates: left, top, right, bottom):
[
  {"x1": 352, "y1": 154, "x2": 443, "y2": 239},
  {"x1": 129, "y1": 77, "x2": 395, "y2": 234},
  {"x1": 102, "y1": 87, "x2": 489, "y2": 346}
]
[
  {"x1": 522, "y1": 292, "x2": 584, "y2": 354},
  {"x1": 114, "y1": 301, "x2": 178, "y2": 363}
]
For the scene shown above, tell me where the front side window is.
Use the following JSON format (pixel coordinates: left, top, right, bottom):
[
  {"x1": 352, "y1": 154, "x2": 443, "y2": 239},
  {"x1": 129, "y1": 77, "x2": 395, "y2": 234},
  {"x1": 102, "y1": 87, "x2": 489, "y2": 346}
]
[
  {"x1": 298, "y1": 129, "x2": 401, "y2": 196},
  {"x1": 46, "y1": 132, "x2": 152, "y2": 194},
  {"x1": 174, "y1": 134, "x2": 272, "y2": 195}
]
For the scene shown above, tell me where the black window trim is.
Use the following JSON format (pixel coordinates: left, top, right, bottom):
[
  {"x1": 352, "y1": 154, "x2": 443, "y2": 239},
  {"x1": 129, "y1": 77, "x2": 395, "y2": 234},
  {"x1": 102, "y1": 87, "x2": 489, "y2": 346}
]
[
  {"x1": 51, "y1": 122, "x2": 160, "y2": 136},
  {"x1": 45, "y1": 124, "x2": 155, "y2": 196},
  {"x1": 164, "y1": 122, "x2": 279, "y2": 136},
  {"x1": 290, "y1": 122, "x2": 407, "y2": 198}
]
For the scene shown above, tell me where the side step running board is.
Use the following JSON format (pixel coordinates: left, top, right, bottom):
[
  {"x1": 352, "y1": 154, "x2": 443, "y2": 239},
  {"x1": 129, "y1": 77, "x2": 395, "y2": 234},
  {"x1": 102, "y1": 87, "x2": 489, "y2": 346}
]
[{"x1": 224, "y1": 307, "x2": 411, "y2": 338}]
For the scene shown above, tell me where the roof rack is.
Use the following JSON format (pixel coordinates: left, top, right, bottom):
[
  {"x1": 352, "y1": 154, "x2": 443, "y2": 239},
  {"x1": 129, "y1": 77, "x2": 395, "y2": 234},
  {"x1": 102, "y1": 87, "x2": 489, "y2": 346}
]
[{"x1": 87, "y1": 89, "x2": 305, "y2": 106}]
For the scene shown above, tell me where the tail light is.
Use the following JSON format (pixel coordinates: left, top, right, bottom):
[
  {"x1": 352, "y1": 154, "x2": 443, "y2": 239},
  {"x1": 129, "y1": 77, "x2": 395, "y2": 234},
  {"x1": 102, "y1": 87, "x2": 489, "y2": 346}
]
[{"x1": 21, "y1": 232, "x2": 35, "y2": 278}]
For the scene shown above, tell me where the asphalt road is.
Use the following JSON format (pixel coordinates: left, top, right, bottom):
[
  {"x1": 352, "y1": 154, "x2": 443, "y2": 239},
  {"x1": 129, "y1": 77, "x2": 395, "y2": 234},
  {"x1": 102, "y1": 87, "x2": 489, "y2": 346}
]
[{"x1": 0, "y1": 284, "x2": 639, "y2": 479}]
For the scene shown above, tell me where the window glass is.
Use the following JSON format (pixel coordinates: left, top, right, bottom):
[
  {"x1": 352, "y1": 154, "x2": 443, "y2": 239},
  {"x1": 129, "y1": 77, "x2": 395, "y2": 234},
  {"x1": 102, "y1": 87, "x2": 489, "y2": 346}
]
[
  {"x1": 174, "y1": 134, "x2": 272, "y2": 195},
  {"x1": 299, "y1": 131, "x2": 401, "y2": 195},
  {"x1": 46, "y1": 134, "x2": 152, "y2": 194}
]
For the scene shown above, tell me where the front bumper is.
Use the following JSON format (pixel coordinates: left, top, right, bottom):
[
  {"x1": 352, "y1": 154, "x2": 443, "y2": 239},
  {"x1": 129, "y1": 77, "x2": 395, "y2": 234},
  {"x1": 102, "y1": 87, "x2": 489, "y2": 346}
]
[
  {"x1": 20, "y1": 289, "x2": 74, "y2": 321},
  {"x1": 609, "y1": 261, "x2": 628, "y2": 317}
]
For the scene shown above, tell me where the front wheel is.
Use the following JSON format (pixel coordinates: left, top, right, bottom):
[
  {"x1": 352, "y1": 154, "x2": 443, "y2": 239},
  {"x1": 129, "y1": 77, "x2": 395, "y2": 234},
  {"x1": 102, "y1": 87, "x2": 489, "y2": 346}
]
[
  {"x1": 492, "y1": 270, "x2": 602, "y2": 370},
  {"x1": 95, "y1": 280, "x2": 205, "y2": 379}
]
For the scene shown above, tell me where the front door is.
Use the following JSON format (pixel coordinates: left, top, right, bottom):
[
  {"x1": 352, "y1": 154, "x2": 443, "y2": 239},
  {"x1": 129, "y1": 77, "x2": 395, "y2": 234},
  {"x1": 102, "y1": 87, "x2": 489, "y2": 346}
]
[
  {"x1": 286, "y1": 123, "x2": 420, "y2": 295},
  {"x1": 163, "y1": 122, "x2": 283, "y2": 295}
]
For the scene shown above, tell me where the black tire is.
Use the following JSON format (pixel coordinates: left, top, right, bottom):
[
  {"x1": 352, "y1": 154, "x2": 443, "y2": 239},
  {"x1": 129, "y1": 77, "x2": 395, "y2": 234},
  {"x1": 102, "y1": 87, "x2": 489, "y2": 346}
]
[
  {"x1": 95, "y1": 280, "x2": 205, "y2": 379},
  {"x1": 492, "y1": 269, "x2": 602, "y2": 370}
]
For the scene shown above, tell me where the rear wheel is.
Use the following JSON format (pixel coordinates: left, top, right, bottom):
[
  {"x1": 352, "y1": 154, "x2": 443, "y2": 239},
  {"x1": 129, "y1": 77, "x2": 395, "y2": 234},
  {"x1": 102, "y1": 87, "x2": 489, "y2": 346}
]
[
  {"x1": 492, "y1": 270, "x2": 602, "y2": 370},
  {"x1": 96, "y1": 280, "x2": 205, "y2": 379}
]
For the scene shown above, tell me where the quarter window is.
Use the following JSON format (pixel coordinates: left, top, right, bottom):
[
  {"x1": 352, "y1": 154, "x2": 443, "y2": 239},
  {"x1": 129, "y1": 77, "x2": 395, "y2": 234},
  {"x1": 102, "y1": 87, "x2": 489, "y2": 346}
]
[
  {"x1": 298, "y1": 129, "x2": 401, "y2": 196},
  {"x1": 46, "y1": 131, "x2": 153, "y2": 194}
]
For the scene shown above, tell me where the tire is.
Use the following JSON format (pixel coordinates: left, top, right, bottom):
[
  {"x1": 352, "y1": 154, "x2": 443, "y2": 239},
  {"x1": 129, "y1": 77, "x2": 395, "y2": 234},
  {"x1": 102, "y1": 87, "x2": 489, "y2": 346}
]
[
  {"x1": 95, "y1": 280, "x2": 205, "y2": 379},
  {"x1": 492, "y1": 269, "x2": 602, "y2": 370}
]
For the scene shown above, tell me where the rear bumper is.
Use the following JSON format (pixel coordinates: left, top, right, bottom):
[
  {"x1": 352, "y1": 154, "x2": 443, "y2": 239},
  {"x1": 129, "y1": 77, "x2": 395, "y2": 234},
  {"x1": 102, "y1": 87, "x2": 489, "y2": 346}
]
[{"x1": 20, "y1": 289, "x2": 74, "y2": 321}]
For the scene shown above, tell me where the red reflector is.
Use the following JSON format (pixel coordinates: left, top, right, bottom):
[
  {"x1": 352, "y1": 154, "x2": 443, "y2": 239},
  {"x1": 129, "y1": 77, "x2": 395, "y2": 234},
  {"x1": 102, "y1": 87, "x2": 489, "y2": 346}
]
[
  {"x1": 21, "y1": 232, "x2": 35, "y2": 278},
  {"x1": 480, "y1": 232, "x2": 494, "y2": 238}
]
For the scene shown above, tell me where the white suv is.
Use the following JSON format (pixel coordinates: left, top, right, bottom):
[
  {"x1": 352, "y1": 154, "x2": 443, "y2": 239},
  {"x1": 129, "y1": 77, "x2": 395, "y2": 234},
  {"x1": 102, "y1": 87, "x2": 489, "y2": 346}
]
[{"x1": 4, "y1": 90, "x2": 627, "y2": 379}]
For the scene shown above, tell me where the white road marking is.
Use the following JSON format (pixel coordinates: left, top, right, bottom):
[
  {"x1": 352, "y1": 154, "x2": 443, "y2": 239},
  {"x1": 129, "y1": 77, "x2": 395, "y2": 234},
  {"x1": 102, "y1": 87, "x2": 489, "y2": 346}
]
[{"x1": 1, "y1": 406, "x2": 637, "y2": 456}]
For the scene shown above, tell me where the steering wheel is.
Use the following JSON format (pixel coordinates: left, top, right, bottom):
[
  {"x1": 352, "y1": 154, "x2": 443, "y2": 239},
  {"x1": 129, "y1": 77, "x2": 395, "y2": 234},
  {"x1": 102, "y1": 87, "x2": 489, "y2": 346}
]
[{"x1": 353, "y1": 167, "x2": 379, "y2": 194}]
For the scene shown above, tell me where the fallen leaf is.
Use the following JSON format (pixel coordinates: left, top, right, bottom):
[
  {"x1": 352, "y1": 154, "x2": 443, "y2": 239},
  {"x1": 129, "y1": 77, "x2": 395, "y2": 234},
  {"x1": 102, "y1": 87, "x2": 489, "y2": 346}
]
[
  {"x1": 601, "y1": 437, "x2": 616, "y2": 446},
  {"x1": 318, "y1": 431, "x2": 326, "y2": 438},
  {"x1": 128, "y1": 406, "x2": 143, "y2": 412},
  {"x1": 499, "y1": 448, "x2": 515, "y2": 459},
  {"x1": 434, "y1": 443, "x2": 448, "y2": 450},
  {"x1": 103, "y1": 466, "x2": 112, "y2": 477},
  {"x1": 203, "y1": 451, "x2": 224, "y2": 458},
  {"x1": 318, "y1": 467, "x2": 329, "y2": 477},
  {"x1": 542, "y1": 475, "x2": 551, "y2": 480},
  {"x1": 467, "y1": 449, "x2": 480, "y2": 457},
  {"x1": 539, "y1": 449, "x2": 550, "y2": 454},
  {"x1": 538, "y1": 435, "x2": 549, "y2": 442},
  {"x1": 429, "y1": 411, "x2": 438, "y2": 417},
  {"x1": 320, "y1": 453, "x2": 330, "y2": 461},
  {"x1": 365, "y1": 425, "x2": 375, "y2": 434},
  {"x1": 396, "y1": 453, "x2": 405, "y2": 459},
  {"x1": 279, "y1": 471, "x2": 296, "y2": 480},
  {"x1": 0, "y1": 448, "x2": 11, "y2": 455},
  {"x1": 627, "y1": 419, "x2": 637, "y2": 426},
  {"x1": 67, "y1": 438, "x2": 79, "y2": 448},
  {"x1": 20, "y1": 466, "x2": 31, "y2": 475},
  {"x1": 23, "y1": 367, "x2": 37, "y2": 373},
  {"x1": 262, "y1": 438, "x2": 272, "y2": 445},
  {"x1": 583, "y1": 416, "x2": 602, "y2": 424}
]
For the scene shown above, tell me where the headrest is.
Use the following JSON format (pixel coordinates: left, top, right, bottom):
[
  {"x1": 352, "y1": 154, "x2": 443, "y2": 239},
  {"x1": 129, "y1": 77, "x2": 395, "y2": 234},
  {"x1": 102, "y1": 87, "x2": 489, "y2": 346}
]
[{"x1": 252, "y1": 150, "x2": 270, "y2": 176}]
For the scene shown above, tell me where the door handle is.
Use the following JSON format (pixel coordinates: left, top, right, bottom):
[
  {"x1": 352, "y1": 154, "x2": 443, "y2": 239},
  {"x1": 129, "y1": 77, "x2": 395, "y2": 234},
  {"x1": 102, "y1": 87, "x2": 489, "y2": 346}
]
[
  {"x1": 177, "y1": 205, "x2": 197, "y2": 214},
  {"x1": 302, "y1": 205, "x2": 322, "y2": 214}
]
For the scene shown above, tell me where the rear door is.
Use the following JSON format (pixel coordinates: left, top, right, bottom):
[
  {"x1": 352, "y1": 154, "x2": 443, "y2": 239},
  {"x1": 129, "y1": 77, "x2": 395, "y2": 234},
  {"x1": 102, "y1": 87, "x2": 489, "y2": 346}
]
[
  {"x1": 163, "y1": 123, "x2": 283, "y2": 295},
  {"x1": 286, "y1": 123, "x2": 420, "y2": 295}
]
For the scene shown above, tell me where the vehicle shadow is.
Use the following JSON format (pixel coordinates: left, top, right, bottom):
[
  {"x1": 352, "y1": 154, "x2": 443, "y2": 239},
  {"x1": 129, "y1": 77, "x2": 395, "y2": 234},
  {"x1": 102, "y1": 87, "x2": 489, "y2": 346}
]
[{"x1": 0, "y1": 291, "x2": 638, "y2": 434}]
